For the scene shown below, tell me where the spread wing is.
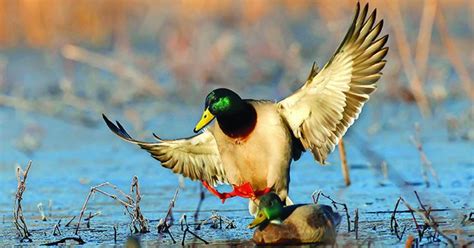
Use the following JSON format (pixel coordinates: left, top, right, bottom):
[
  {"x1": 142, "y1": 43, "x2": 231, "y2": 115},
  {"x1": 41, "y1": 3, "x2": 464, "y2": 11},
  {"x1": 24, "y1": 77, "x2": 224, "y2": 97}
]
[
  {"x1": 278, "y1": 3, "x2": 388, "y2": 164},
  {"x1": 103, "y1": 114, "x2": 227, "y2": 186}
]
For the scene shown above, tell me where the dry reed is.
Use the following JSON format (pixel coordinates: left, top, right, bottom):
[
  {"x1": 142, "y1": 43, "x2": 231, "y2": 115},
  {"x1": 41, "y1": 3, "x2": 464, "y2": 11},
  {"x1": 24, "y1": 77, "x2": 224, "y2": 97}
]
[
  {"x1": 390, "y1": 191, "x2": 455, "y2": 246},
  {"x1": 62, "y1": 44, "x2": 163, "y2": 97},
  {"x1": 338, "y1": 138, "x2": 351, "y2": 186},
  {"x1": 410, "y1": 123, "x2": 441, "y2": 187},
  {"x1": 415, "y1": 0, "x2": 437, "y2": 84},
  {"x1": 157, "y1": 188, "x2": 179, "y2": 244},
  {"x1": 435, "y1": 6, "x2": 473, "y2": 100},
  {"x1": 179, "y1": 214, "x2": 208, "y2": 245},
  {"x1": 75, "y1": 177, "x2": 149, "y2": 235},
  {"x1": 385, "y1": 1, "x2": 431, "y2": 117},
  {"x1": 312, "y1": 190, "x2": 351, "y2": 232},
  {"x1": 13, "y1": 161, "x2": 32, "y2": 242}
]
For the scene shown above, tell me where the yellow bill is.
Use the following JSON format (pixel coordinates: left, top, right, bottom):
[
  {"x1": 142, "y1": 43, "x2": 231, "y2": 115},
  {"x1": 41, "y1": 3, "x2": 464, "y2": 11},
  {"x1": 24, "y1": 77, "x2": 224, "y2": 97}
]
[
  {"x1": 247, "y1": 209, "x2": 268, "y2": 229},
  {"x1": 194, "y1": 108, "x2": 215, "y2": 133}
]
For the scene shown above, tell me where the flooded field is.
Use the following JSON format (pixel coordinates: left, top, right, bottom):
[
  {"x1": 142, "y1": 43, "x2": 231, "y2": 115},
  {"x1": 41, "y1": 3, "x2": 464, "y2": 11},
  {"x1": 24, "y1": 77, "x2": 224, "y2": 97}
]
[
  {"x1": 0, "y1": 0, "x2": 473, "y2": 246},
  {"x1": 1, "y1": 94, "x2": 473, "y2": 246}
]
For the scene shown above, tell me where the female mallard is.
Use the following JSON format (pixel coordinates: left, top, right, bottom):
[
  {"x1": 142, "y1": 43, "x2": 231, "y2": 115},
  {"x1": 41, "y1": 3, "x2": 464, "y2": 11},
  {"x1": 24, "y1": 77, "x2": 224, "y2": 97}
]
[
  {"x1": 103, "y1": 3, "x2": 387, "y2": 214},
  {"x1": 248, "y1": 192, "x2": 341, "y2": 245}
]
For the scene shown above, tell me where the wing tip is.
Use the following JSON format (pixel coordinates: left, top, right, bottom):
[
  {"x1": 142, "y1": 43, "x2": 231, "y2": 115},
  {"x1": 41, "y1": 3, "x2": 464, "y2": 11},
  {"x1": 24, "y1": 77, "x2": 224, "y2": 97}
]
[
  {"x1": 102, "y1": 113, "x2": 117, "y2": 133},
  {"x1": 379, "y1": 19, "x2": 385, "y2": 30},
  {"x1": 377, "y1": 33, "x2": 389, "y2": 47},
  {"x1": 102, "y1": 113, "x2": 133, "y2": 140},
  {"x1": 362, "y1": 3, "x2": 369, "y2": 16},
  {"x1": 306, "y1": 61, "x2": 319, "y2": 81},
  {"x1": 153, "y1": 133, "x2": 163, "y2": 141}
]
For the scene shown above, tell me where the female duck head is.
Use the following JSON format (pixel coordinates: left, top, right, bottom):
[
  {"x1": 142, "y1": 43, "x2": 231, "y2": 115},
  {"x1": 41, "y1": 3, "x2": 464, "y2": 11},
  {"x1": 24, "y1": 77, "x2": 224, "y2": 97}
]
[
  {"x1": 194, "y1": 88, "x2": 244, "y2": 133},
  {"x1": 248, "y1": 192, "x2": 285, "y2": 229}
]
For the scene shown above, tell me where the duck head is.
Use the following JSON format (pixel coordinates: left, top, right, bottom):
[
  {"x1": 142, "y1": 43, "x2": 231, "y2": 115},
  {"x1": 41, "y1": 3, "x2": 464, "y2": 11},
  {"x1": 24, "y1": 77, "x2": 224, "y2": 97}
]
[
  {"x1": 194, "y1": 88, "x2": 245, "y2": 133},
  {"x1": 248, "y1": 192, "x2": 284, "y2": 229}
]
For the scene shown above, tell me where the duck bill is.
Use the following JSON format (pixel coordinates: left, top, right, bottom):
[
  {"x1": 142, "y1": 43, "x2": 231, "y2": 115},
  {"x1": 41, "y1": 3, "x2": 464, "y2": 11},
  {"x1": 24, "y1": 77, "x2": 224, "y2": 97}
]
[
  {"x1": 247, "y1": 210, "x2": 267, "y2": 229},
  {"x1": 193, "y1": 108, "x2": 215, "y2": 133}
]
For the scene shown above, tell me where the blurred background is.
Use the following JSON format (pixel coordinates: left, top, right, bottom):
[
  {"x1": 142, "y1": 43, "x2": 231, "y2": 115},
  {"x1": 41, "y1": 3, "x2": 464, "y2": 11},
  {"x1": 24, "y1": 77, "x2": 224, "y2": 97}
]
[
  {"x1": 0, "y1": 0, "x2": 472, "y2": 246},
  {"x1": 0, "y1": 0, "x2": 471, "y2": 120}
]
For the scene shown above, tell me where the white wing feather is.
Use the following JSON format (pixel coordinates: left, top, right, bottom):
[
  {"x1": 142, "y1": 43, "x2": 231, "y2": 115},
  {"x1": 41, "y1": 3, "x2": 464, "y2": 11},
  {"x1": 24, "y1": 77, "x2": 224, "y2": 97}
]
[
  {"x1": 103, "y1": 114, "x2": 227, "y2": 186},
  {"x1": 279, "y1": 3, "x2": 388, "y2": 164}
]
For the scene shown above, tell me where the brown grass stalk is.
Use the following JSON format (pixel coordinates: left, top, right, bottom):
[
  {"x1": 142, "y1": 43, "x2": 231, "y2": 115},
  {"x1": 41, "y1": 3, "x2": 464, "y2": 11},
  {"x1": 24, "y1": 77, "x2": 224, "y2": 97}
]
[
  {"x1": 196, "y1": 211, "x2": 236, "y2": 230},
  {"x1": 415, "y1": 0, "x2": 437, "y2": 83},
  {"x1": 386, "y1": 1, "x2": 431, "y2": 117},
  {"x1": 75, "y1": 178, "x2": 148, "y2": 235},
  {"x1": 410, "y1": 123, "x2": 441, "y2": 187},
  {"x1": 13, "y1": 160, "x2": 33, "y2": 242},
  {"x1": 157, "y1": 187, "x2": 179, "y2": 244},
  {"x1": 435, "y1": 6, "x2": 473, "y2": 100},
  {"x1": 62, "y1": 44, "x2": 163, "y2": 97},
  {"x1": 338, "y1": 138, "x2": 351, "y2": 186},
  {"x1": 130, "y1": 176, "x2": 149, "y2": 233},
  {"x1": 165, "y1": 188, "x2": 179, "y2": 225}
]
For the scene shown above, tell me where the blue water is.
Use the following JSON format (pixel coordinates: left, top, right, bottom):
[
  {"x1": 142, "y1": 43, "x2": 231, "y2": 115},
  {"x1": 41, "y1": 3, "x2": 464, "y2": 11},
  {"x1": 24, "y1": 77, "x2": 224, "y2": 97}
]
[{"x1": 0, "y1": 51, "x2": 473, "y2": 246}]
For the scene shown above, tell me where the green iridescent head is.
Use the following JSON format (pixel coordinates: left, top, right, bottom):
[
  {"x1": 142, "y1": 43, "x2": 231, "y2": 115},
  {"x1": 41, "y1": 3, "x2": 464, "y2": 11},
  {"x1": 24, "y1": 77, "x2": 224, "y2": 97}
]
[
  {"x1": 248, "y1": 192, "x2": 285, "y2": 229},
  {"x1": 205, "y1": 88, "x2": 242, "y2": 115},
  {"x1": 194, "y1": 88, "x2": 243, "y2": 133}
]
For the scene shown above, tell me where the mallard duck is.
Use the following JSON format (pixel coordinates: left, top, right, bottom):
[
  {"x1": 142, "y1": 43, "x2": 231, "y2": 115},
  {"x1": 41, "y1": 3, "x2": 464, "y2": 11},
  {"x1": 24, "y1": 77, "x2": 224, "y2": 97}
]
[
  {"x1": 103, "y1": 3, "x2": 387, "y2": 214},
  {"x1": 248, "y1": 192, "x2": 341, "y2": 245}
]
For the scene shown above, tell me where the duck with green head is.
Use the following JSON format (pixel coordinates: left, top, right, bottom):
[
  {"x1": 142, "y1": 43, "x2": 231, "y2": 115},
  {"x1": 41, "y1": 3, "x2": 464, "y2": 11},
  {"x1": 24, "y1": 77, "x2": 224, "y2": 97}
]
[
  {"x1": 194, "y1": 88, "x2": 257, "y2": 138},
  {"x1": 248, "y1": 192, "x2": 341, "y2": 245},
  {"x1": 103, "y1": 3, "x2": 388, "y2": 215}
]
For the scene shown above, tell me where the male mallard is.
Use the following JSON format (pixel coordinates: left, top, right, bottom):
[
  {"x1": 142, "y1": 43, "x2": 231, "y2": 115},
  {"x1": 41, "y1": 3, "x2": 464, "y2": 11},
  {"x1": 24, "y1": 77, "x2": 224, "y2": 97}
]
[
  {"x1": 103, "y1": 3, "x2": 387, "y2": 214},
  {"x1": 248, "y1": 192, "x2": 341, "y2": 245}
]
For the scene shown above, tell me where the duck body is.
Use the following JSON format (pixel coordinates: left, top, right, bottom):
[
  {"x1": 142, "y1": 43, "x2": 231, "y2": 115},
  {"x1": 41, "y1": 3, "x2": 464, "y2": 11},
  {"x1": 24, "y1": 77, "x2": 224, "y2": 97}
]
[
  {"x1": 209, "y1": 100, "x2": 296, "y2": 206},
  {"x1": 249, "y1": 193, "x2": 341, "y2": 245},
  {"x1": 253, "y1": 204, "x2": 340, "y2": 245}
]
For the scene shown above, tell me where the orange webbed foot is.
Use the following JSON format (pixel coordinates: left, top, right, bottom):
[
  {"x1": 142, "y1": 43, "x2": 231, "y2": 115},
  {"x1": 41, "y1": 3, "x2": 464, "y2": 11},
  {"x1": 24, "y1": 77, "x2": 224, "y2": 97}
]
[{"x1": 201, "y1": 181, "x2": 272, "y2": 203}]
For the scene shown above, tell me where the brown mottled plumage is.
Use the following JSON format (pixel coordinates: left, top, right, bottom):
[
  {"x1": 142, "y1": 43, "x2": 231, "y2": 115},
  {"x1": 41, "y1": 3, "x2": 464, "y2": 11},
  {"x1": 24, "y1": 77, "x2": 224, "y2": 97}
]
[{"x1": 249, "y1": 193, "x2": 341, "y2": 245}]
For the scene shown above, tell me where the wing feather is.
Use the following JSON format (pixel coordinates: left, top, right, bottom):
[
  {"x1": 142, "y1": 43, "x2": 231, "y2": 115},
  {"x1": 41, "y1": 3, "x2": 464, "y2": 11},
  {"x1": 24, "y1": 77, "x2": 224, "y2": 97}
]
[
  {"x1": 103, "y1": 114, "x2": 227, "y2": 185},
  {"x1": 278, "y1": 3, "x2": 388, "y2": 164}
]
